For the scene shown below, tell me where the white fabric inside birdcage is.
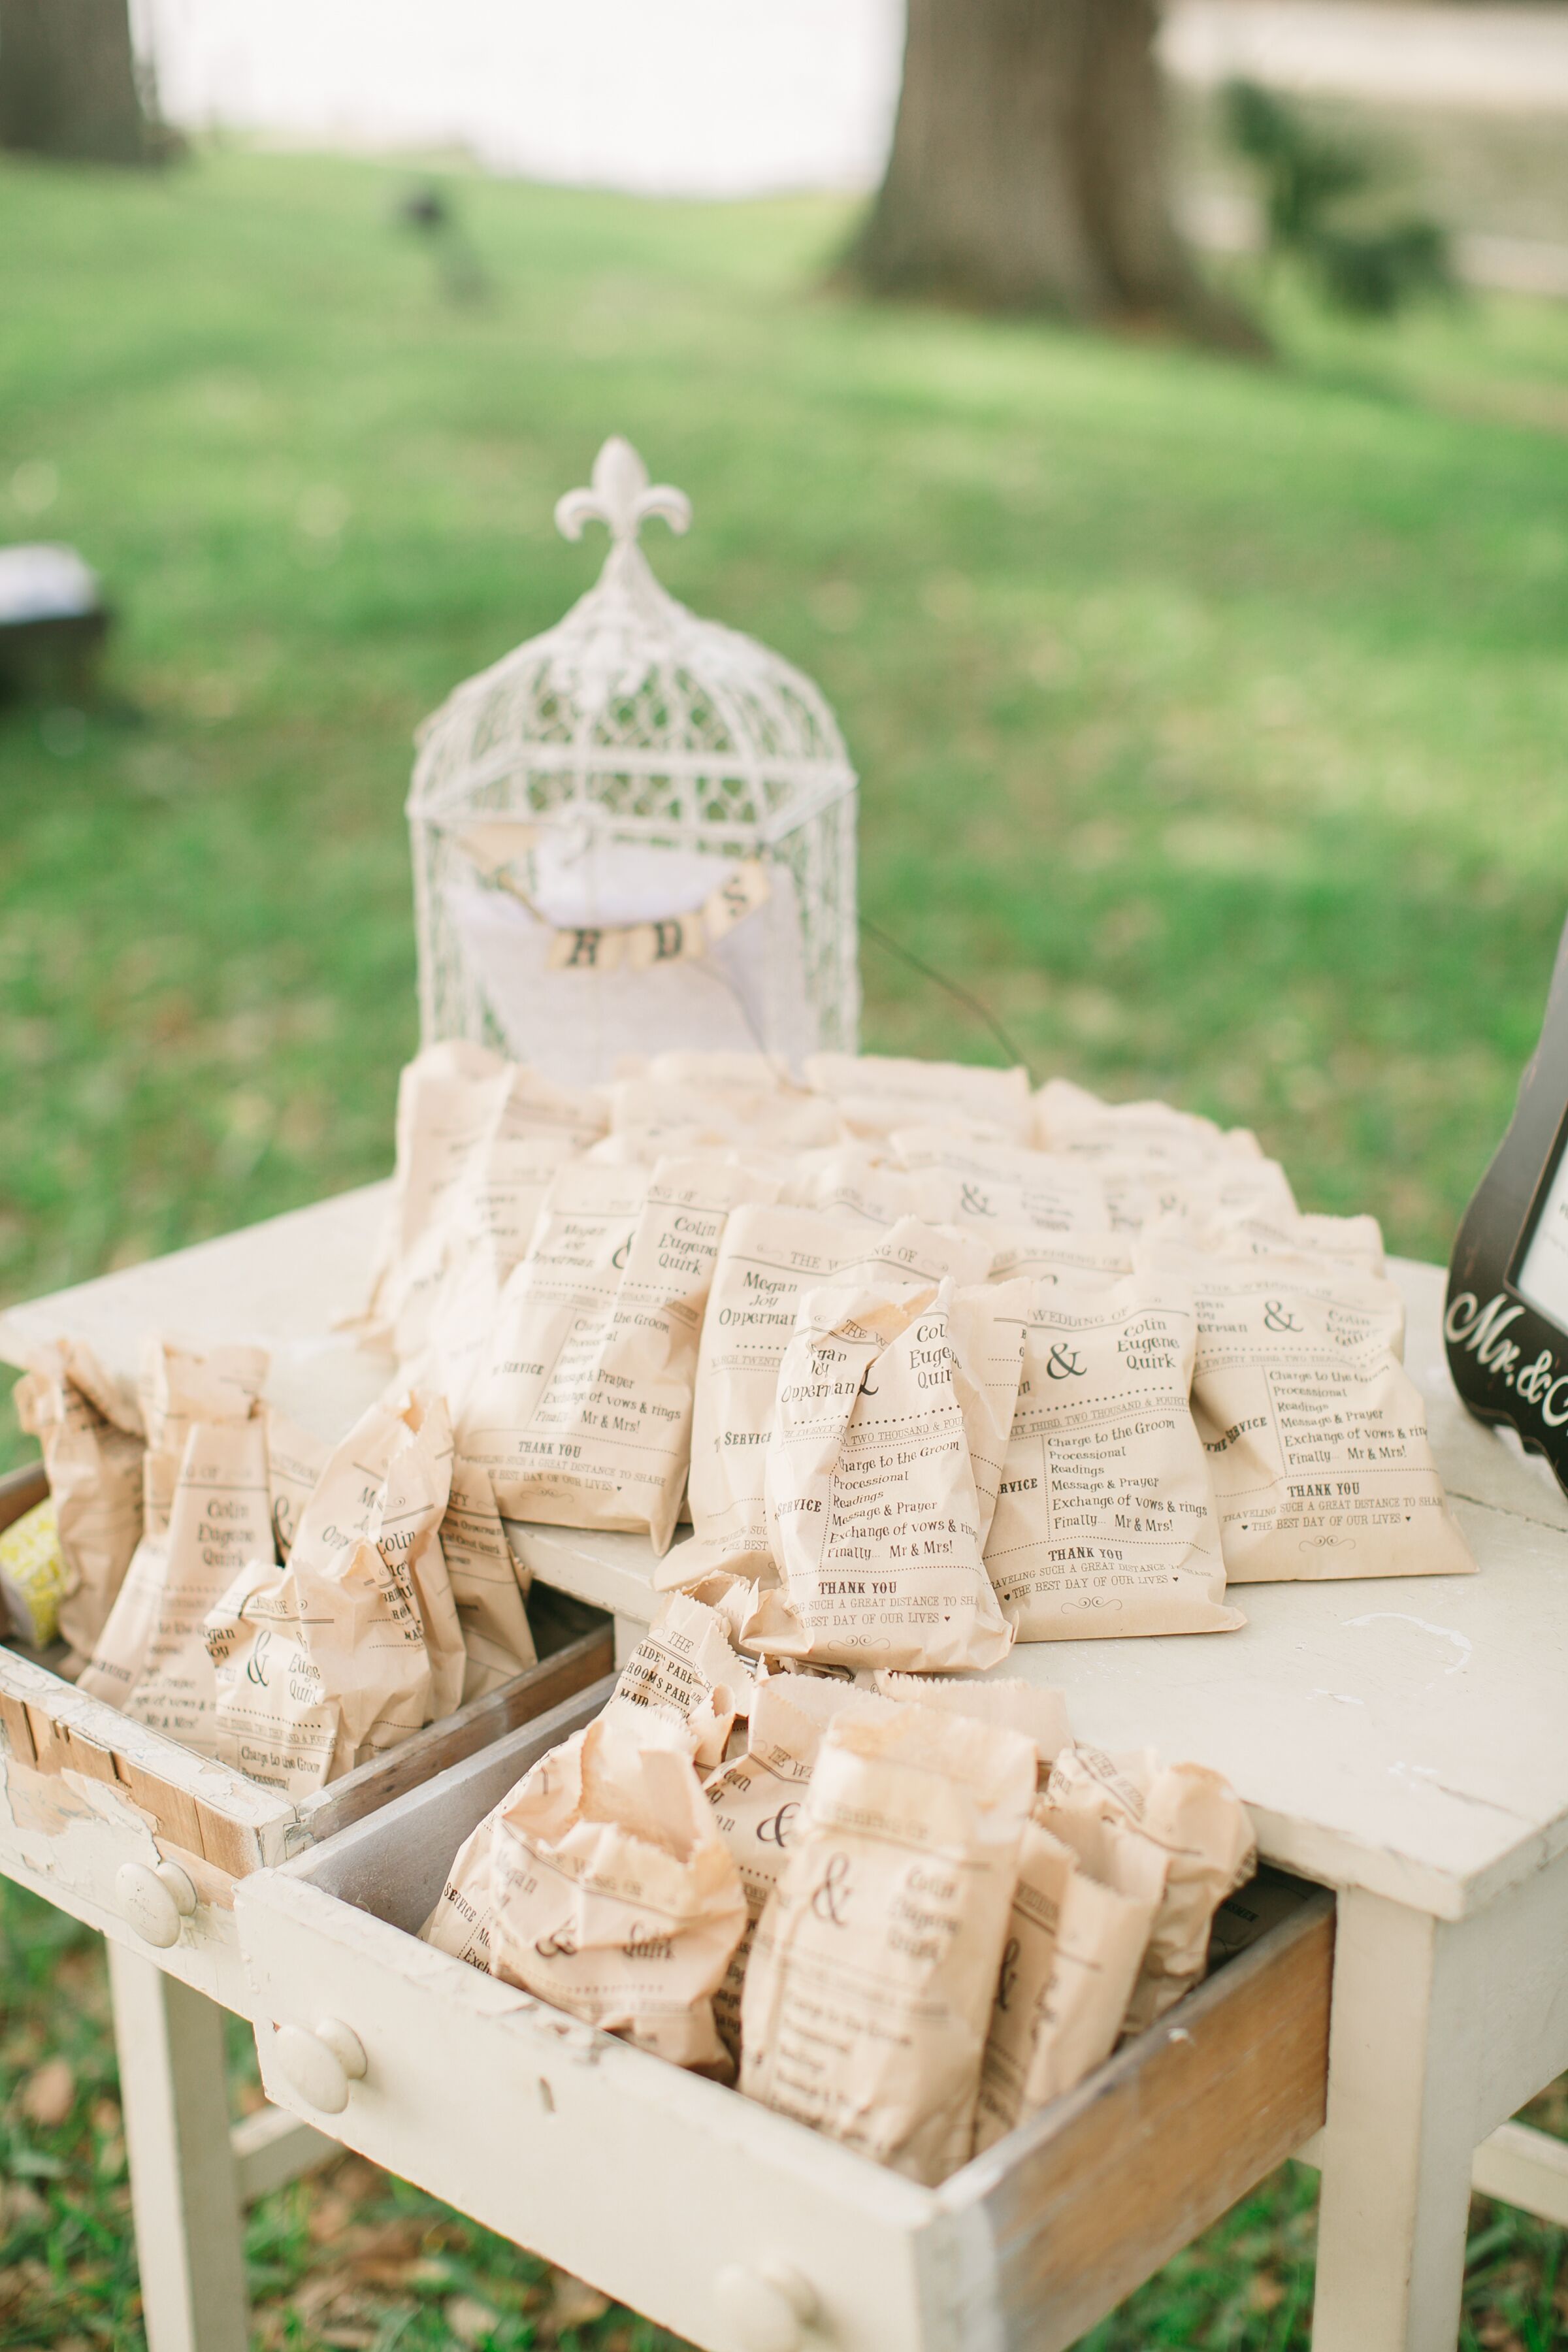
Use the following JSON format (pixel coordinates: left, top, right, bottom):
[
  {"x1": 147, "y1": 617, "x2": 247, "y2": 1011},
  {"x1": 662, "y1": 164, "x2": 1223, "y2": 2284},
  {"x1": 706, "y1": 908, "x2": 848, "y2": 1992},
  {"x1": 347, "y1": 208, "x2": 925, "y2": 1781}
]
[
  {"x1": 407, "y1": 438, "x2": 859, "y2": 1072},
  {"x1": 443, "y1": 850, "x2": 811, "y2": 1084}
]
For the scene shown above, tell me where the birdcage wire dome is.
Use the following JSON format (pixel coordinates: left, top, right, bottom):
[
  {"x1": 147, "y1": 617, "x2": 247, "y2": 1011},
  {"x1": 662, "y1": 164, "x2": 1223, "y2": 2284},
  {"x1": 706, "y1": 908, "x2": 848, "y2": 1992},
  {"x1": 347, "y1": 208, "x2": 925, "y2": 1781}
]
[{"x1": 407, "y1": 439, "x2": 860, "y2": 1076}]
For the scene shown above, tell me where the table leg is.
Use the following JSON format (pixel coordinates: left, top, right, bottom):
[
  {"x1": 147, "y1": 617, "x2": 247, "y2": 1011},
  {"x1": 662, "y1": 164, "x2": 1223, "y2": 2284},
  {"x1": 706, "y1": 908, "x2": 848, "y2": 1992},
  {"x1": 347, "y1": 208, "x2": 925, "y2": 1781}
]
[
  {"x1": 1313, "y1": 1854, "x2": 1568, "y2": 2352},
  {"x1": 1311, "y1": 1890, "x2": 1474, "y2": 2352},
  {"x1": 107, "y1": 1941, "x2": 249, "y2": 2352}
]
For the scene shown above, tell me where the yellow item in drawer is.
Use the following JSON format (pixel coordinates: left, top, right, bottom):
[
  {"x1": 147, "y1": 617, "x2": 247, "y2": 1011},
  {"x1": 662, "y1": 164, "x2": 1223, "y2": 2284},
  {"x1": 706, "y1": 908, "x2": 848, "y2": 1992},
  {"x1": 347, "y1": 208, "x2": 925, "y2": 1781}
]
[{"x1": 0, "y1": 1495, "x2": 67, "y2": 1646}]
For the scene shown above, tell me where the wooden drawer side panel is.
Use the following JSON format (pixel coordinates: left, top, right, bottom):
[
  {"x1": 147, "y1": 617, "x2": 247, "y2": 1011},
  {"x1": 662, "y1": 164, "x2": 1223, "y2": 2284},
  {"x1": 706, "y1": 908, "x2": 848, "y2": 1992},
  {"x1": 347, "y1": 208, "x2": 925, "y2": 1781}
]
[
  {"x1": 968, "y1": 1891, "x2": 1333, "y2": 2352},
  {"x1": 0, "y1": 1461, "x2": 48, "y2": 1532}
]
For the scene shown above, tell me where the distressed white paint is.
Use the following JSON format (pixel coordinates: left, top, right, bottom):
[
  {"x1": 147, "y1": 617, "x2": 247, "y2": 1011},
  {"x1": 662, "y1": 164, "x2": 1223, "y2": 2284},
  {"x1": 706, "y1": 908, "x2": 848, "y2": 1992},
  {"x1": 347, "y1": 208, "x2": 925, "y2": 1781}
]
[
  {"x1": 0, "y1": 1750, "x2": 258, "y2": 2012},
  {"x1": 108, "y1": 1944, "x2": 250, "y2": 2352},
  {"x1": 1313, "y1": 1854, "x2": 1568, "y2": 2352}
]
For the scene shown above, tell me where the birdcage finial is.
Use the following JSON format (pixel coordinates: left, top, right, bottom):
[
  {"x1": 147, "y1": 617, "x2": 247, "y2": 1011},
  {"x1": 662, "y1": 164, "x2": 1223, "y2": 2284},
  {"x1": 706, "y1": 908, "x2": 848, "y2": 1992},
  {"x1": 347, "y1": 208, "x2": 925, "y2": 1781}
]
[{"x1": 554, "y1": 437, "x2": 691, "y2": 551}]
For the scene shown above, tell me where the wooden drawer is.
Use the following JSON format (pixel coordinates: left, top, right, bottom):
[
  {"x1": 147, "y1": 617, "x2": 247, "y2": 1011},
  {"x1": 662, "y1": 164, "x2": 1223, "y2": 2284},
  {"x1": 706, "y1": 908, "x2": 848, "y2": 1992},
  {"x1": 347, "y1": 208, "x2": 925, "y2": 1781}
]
[
  {"x1": 0, "y1": 1455, "x2": 613, "y2": 2016},
  {"x1": 236, "y1": 1685, "x2": 1333, "y2": 2352}
]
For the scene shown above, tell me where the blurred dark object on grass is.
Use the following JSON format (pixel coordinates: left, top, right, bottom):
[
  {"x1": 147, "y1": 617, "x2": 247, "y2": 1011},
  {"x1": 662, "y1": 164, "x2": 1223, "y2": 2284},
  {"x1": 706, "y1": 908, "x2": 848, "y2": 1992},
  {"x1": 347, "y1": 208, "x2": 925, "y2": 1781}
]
[
  {"x1": 394, "y1": 180, "x2": 491, "y2": 306},
  {"x1": 0, "y1": 0, "x2": 178, "y2": 165},
  {"x1": 0, "y1": 545, "x2": 109, "y2": 706},
  {"x1": 845, "y1": 0, "x2": 1264, "y2": 354},
  {"x1": 1224, "y1": 78, "x2": 1456, "y2": 319}
]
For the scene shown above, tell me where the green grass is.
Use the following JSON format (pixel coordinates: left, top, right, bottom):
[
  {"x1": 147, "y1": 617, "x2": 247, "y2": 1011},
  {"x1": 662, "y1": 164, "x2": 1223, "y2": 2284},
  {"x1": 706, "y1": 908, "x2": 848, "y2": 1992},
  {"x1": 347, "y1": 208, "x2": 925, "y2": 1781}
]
[{"x1": 2, "y1": 142, "x2": 1567, "y2": 2348}]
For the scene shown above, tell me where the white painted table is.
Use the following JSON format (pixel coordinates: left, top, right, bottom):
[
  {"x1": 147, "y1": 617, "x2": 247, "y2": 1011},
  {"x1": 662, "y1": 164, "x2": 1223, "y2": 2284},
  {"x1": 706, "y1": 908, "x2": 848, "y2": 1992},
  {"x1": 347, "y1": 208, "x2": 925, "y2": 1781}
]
[{"x1": 5, "y1": 1184, "x2": 1568, "y2": 2352}]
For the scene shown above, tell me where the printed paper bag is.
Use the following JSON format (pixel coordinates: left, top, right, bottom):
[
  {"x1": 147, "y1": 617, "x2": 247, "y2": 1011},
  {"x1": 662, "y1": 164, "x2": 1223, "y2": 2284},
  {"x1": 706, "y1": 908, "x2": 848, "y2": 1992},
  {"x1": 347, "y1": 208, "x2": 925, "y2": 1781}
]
[
  {"x1": 302, "y1": 1388, "x2": 466, "y2": 1723},
  {"x1": 134, "y1": 1339, "x2": 270, "y2": 1539},
  {"x1": 972, "y1": 1803, "x2": 1166, "y2": 2150},
  {"x1": 740, "y1": 1704, "x2": 1036, "y2": 2183},
  {"x1": 262, "y1": 1407, "x2": 327, "y2": 1562},
  {"x1": 1122, "y1": 1759, "x2": 1257, "y2": 2032},
  {"x1": 603, "y1": 1590, "x2": 753, "y2": 1768},
  {"x1": 1196, "y1": 1206, "x2": 1386, "y2": 1276},
  {"x1": 1045, "y1": 1744, "x2": 1256, "y2": 2033},
  {"x1": 704, "y1": 1674, "x2": 896, "y2": 2056},
  {"x1": 983, "y1": 1275, "x2": 1241, "y2": 1640},
  {"x1": 1135, "y1": 1243, "x2": 1474, "y2": 1582},
  {"x1": 202, "y1": 1391, "x2": 469, "y2": 1789},
  {"x1": 661, "y1": 1209, "x2": 991, "y2": 1592},
  {"x1": 1033, "y1": 1078, "x2": 1262, "y2": 1165},
  {"x1": 780, "y1": 1147, "x2": 961, "y2": 1229},
  {"x1": 748, "y1": 1278, "x2": 1024, "y2": 1671},
  {"x1": 890, "y1": 1129, "x2": 1111, "y2": 1237},
  {"x1": 440, "y1": 1457, "x2": 537, "y2": 1704},
  {"x1": 871, "y1": 1673, "x2": 1073, "y2": 1777},
  {"x1": 608, "y1": 1078, "x2": 842, "y2": 1157},
  {"x1": 1100, "y1": 1155, "x2": 1298, "y2": 1233},
  {"x1": 460, "y1": 1156, "x2": 769, "y2": 1552},
  {"x1": 410, "y1": 1127, "x2": 583, "y2": 1405},
  {"x1": 986, "y1": 1231, "x2": 1134, "y2": 1285},
  {"x1": 204, "y1": 1535, "x2": 433, "y2": 1795},
  {"x1": 806, "y1": 1053, "x2": 1034, "y2": 1143},
  {"x1": 14, "y1": 1340, "x2": 144, "y2": 1659},
  {"x1": 364, "y1": 1040, "x2": 518, "y2": 1338},
  {"x1": 77, "y1": 1342, "x2": 270, "y2": 1751},
  {"x1": 489, "y1": 1711, "x2": 747, "y2": 2073},
  {"x1": 367, "y1": 1040, "x2": 603, "y2": 1346}
]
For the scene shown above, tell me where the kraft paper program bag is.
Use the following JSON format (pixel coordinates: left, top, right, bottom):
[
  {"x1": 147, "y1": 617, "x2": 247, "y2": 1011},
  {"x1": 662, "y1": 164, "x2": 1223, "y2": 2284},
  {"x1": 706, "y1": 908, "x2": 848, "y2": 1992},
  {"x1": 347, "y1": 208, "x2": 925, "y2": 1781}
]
[
  {"x1": 1045, "y1": 1743, "x2": 1256, "y2": 2033},
  {"x1": 973, "y1": 1801, "x2": 1167, "y2": 2150},
  {"x1": 408, "y1": 1127, "x2": 584, "y2": 1407},
  {"x1": 1134, "y1": 1238, "x2": 1474, "y2": 1582},
  {"x1": 607, "y1": 1077, "x2": 843, "y2": 1158},
  {"x1": 14, "y1": 1339, "x2": 144, "y2": 1660},
  {"x1": 890, "y1": 1128, "x2": 1111, "y2": 1237},
  {"x1": 983, "y1": 1274, "x2": 1241, "y2": 1640},
  {"x1": 439, "y1": 1455, "x2": 538, "y2": 1703},
  {"x1": 202, "y1": 1391, "x2": 472, "y2": 1794},
  {"x1": 366, "y1": 1039, "x2": 604, "y2": 1347},
  {"x1": 1033, "y1": 1077, "x2": 1263, "y2": 1166},
  {"x1": 779, "y1": 1146, "x2": 961, "y2": 1230},
  {"x1": 748, "y1": 1275, "x2": 1027, "y2": 1671},
  {"x1": 660, "y1": 1207, "x2": 992, "y2": 1592},
  {"x1": 489, "y1": 1710, "x2": 747, "y2": 2074},
  {"x1": 602, "y1": 1590, "x2": 753, "y2": 1769},
  {"x1": 459, "y1": 1156, "x2": 770, "y2": 1552},
  {"x1": 77, "y1": 1341, "x2": 270, "y2": 1751},
  {"x1": 703, "y1": 1672, "x2": 898, "y2": 2058},
  {"x1": 870, "y1": 1672, "x2": 1073, "y2": 1778},
  {"x1": 740, "y1": 1703, "x2": 1037, "y2": 2184},
  {"x1": 261, "y1": 1406, "x2": 327, "y2": 1563},
  {"x1": 414, "y1": 1588, "x2": 736, "y2": 1970},
  {"x1": 1099, "y1": 1154, "x2": 1299, "y2": 1234},
  {"x1": 806, "y1": 1053, "x2": 1034, "y2": 1143}
]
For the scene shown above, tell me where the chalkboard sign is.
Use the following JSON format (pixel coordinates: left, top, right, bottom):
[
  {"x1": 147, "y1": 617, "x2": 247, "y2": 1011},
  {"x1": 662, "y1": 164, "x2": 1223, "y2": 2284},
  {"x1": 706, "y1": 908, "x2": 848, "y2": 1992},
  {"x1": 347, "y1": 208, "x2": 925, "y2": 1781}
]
[{"x1": 1447, "y1": 911, "x2": 1568, "y2": 1494}]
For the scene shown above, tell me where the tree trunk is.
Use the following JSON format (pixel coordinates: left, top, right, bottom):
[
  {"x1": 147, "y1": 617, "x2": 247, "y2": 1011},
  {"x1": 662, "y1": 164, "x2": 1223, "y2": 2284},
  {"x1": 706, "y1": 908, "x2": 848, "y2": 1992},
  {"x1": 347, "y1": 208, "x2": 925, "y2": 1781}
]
[
  {"x1": 0, "y1": 0, "x2": 152, "y2": 165},
  {"x1": 847, "y1": 0, "x2": 1260, "y2": 348}
]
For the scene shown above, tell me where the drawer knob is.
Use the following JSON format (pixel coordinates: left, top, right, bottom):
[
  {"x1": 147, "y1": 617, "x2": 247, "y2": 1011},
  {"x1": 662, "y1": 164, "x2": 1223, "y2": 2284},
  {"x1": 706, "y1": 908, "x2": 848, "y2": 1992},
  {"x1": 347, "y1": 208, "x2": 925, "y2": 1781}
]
[
  {"x1": 713, "y1": 2261, "x2": 817, "y2": 2352},
  {"x1": 273, "y1": 2017, "x2": 367, "y2": 2116},
  {"x1": 115, "y1": 1860, "x2": 197, "y2": 1949}
]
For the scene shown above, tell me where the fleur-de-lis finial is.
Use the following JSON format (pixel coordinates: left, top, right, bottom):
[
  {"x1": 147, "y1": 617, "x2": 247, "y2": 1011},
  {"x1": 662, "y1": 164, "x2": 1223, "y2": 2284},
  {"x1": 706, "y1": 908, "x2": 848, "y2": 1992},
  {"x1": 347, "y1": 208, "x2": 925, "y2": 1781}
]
[{"x1": 555, "y1": 437, "x2": 691, "y2": 550}]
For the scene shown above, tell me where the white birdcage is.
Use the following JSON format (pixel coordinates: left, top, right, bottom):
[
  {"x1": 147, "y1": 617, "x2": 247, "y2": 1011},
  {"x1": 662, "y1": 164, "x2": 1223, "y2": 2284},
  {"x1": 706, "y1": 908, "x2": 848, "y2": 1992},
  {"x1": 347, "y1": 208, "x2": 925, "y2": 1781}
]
[{"x1": 407, "y1": 437, "x2": 860, "y2": 1085}]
